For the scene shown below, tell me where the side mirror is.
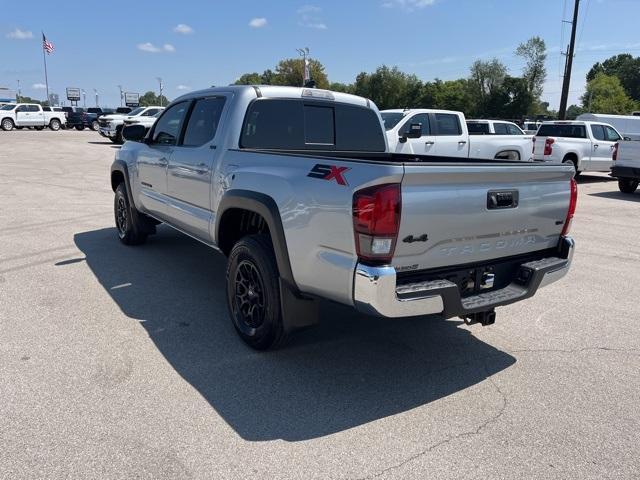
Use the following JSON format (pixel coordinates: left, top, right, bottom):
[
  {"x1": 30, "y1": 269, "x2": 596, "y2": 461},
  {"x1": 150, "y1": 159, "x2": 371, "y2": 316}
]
[
  {"x1": 624, "y1": 136, "x2": 632, "y2": 141},
  {"x1": 399, "y1": 123, "x2": 422, "y2": 143},
  {"x1": 122, "y1": 124, "x2": 146, "y2": 142}
]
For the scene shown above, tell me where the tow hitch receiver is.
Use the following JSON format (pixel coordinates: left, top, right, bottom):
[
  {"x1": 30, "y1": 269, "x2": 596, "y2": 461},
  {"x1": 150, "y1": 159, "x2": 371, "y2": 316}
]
[{"x1": 461, "y1": 309, "x2": 496, "y2": 326}]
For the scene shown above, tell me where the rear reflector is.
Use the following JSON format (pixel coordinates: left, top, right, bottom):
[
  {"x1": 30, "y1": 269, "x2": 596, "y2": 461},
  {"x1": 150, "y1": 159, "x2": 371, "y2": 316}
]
[
  {"x1": 353, "y1": 183, "x2": 401, "y2": 264},
  {"x1": 561, "y1": 178, "x2": 577, "y2": 237}
]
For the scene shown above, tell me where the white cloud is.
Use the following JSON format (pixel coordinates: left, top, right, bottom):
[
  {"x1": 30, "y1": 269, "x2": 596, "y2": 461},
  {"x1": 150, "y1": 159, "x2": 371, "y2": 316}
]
[
  {"x1": 382, "y1": 0, "x2": 436, "y2": 10},
  {"x1": 6, "y1": 28, "x2": 33, "y2": 40},
  {"x1": 176, "y1": 85, "x2": 191, "y2": 90},
  {"x1": 32, "y1": 83, "x2": 47, "y2": 89},
  {"x1": 249, "y1": 17, "x2": 267, "y2": 28},
  {"x1": 137, "y1": 42, "x2": 175, "y2": 53},
  {"x1": 173, "y1": 24, "x2": 194, "y2": 35},
  {"x1": 297, "y1": 5, "x2": 328, "y2": 30}
]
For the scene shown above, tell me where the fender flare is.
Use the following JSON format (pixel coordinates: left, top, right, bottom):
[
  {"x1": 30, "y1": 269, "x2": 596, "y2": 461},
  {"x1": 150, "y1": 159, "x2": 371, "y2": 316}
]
[
  {"x1": 110, "y1": 159, "x2": 135, "y2": 206},
  {"x1": 216, "y1": 190, "x2": 297, "y2": 291}
]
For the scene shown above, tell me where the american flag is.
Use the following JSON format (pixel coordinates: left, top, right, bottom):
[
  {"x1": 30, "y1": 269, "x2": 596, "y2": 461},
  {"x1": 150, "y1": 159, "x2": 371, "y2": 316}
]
[{"x1": 42, "y1": 33, "x2": 54, "y2": 55}]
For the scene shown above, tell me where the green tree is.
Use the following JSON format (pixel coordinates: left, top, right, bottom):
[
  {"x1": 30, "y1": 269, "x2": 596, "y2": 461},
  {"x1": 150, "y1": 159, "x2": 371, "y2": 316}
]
[
  {"x1": 139, "y1": 91, "x2": 169, "y2": 107},
  {"x1": 566, "y1": 104, "x2": 585, "y2": 120},
  {"x1": 431, "y1": 79, "x2": 478, "y2": 116},
  {"x1": 353, "y1": 66, "x2": 422, "y2": 110},
  {"x1": 587, "y1": 54, "x2": 640, "y2": 102},
  {"x1": 271, "y1": 58, "x2": 329, "y2": 89},
  {"x1": 486, "y1": 76, "x2": 533, "y2": 118},
  {"x1": 581, "y1": 73, "x2": 636, "y2": 114},
  {"x1": 469, "y1": 58, "x2": 508, "y2": 114},
  {"x1": 515, "y1": 36, "x2": 547, "y2": 103},
  {"x1": 234, "y1": 72, "x2": 262, "y2": 85},
  {"x1": 329, "y1": 82, "x2": 354, "y2": 94}
]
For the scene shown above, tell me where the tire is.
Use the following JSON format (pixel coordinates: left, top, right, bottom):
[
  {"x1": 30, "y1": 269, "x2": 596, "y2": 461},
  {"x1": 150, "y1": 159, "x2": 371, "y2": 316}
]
[
  {"x1": 114, "y1": 183, "x2": 148, "y2": 245},
  {"x1": 90, "y1": 120, "x2": 99, "y2": 131},
  {"x1": 618, "y1": 178, "x2": 639, "y2": 194},
  {"x1": 75, "y1": 125, "x2": 85, "y2": 131},
  {"x1": 226, "y1": 235, "x2": 287, "y2": 350},
  {"x1": 115, "y1": 127, "x2": 124, "y2": 144},
  {"x1": 109, "y1": 136, "x2": 119, "y2": 144},
  {"x1": 2, "y1": 118, "x2": 15, "y2": 131},
  {"x1": 563, "y1": 158, "x2": 580, "y2": 178},
  {"x1": 34, "y1": 126, "x2": 44, "y2": 131},
  {"x1": 49, "y1": 119, "x2": 61, "y2": 131}
]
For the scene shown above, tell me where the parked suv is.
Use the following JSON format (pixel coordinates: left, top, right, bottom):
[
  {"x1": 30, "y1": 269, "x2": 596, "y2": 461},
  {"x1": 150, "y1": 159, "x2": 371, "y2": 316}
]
[{"x1": 99, "y1": 106, "x2": 163, "y2": 143}]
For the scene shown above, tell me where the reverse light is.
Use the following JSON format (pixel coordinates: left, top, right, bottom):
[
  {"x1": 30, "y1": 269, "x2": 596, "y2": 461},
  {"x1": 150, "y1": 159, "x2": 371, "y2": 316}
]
[
  {"x1": 353, "y1": 183, "x2": 401, "y2": 264},
  {"x1": 561, "y1": 178, "x2": 578, "y2": 237},
  {"x1": 544, "y1": 138, "x2": 554, "y2": 156}
]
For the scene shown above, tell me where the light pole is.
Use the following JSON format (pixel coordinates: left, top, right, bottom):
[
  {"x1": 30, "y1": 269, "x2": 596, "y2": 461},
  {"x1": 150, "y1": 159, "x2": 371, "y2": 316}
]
[
  {"x1": 296, "y1": 47, "x2": 311, "y2": 87},
  {"x1": 94, "y1": 89, "x2": 98, "y2": 107},
  {"x1": 117, "y1": 85, "x2": 123, "y2": 107},
  {"x1": 82, "y1": 90, "x2": 86, "y2": 107},
  {"x1": 16, "y1": 79, "x2": 21, "y2": 102},
  {"x1": 156, "y1": 77, "x2": 163, "y2": 106}
]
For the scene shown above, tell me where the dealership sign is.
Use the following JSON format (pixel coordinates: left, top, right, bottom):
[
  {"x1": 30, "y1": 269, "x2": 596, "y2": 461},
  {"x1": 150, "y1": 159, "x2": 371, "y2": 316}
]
[
  {"x1": 124, "y1": 92, "x2": 140, "y2": 107},
  {"x1": 66, "y1": 87, "x2": 81, "y2": 101}
]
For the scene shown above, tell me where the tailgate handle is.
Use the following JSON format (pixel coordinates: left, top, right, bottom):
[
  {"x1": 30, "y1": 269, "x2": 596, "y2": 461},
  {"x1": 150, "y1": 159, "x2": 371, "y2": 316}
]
[{"x1": 487, "y1": 190, "x2": 518, "y2": 209}]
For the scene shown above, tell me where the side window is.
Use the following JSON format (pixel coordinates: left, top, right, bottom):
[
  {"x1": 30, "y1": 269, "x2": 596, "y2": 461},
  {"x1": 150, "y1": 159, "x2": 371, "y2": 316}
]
[
  {"x1": 16, "y1": 105, "x2": 28, "y2": 112},
  {"x1": 151, "y1": 102, "x2": 189, "y2": 146},
  {"x1": 506, "y1": 123, "x2": 522, "y2": 135},
  {"x1": 42, "y1": 107, "x2": 51, "y2": 112},
  {"x1": 605, "y1": 126, "x2": 621, "y2": 141},
  {"x1": 401, "y1": 113, "x2": 429, "y2": 136},
  {"x1": 434, "y1": 113, "x2": 462, "y2": 136},
  {"x1": 182, "y1": 97, "x2": 227, "y2": 147},
  {"x1": 142, "y1": 108, "x2": 159, "y2": 117},
  {"x1": 241, "y1": 100, "x2": 304, "y2": 149},
  {"x1": 493, "y1": 123, "x2": 508, "y2": 135},
  {"x1": 590, "y1": 124, "x2": 606, "y2": 141},
  {"x1": 467, "y1": 123, "x2": 490, "y2": 135}
]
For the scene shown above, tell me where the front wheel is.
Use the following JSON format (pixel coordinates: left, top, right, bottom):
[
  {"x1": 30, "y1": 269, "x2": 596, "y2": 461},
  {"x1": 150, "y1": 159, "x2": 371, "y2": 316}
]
[
  {"x1": 1, "y1": 119, "x2": 14, "y2": 131},
  {"x1": 114, "y1": 183, "x2": 148, "y2": 245},
  {"x1": 226, "y1": 235, "x2": 287, "y2": 350},
  {"x1": 618, "y1": 178, "x2": 639, "y2": 194},
  {"x1": 75, "y1": 125, "x2": 85, "y2": 131},
  {"x1": 90, "y1": 120, "x2": 99, "y2": 131},
  {"x1": 49, "y1": 119, "x2": 61, "y2": 131}
]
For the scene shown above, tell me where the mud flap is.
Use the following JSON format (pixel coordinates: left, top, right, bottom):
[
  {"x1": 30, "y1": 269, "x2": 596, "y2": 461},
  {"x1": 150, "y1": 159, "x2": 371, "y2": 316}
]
[{"x1": 279, "y1": 279, "x2": 319, "y2": 333}]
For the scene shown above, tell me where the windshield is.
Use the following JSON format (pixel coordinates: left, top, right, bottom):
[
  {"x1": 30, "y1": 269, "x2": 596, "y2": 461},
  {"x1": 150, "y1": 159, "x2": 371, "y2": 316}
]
[
  {"x1": 467, "y1": 122, "x2": 490, "y2": 135},
  {"x1": 128, "y1": 107, "x2": 145, "y2": 116},
  {"x1": 380, "y1": 112, "x2": 405, "y2": 131},
  {"x1": 537, "y1": 124, "x2": 586, "y2": 138},
  {"x1": 0, "y1": 104, "x2": 16, "y2": 110}
]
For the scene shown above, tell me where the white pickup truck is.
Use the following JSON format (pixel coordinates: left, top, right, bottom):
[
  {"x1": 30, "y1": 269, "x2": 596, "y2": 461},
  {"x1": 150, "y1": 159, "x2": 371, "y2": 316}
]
[
  {"x1": 98, "y1": 106, "x2": 164, "y2": 144},
  {"x1": 611, "y1": 140, "x2": 640, "y2": 193},
  {"x1": 0, "y1": 103, "x2": 66, "y2": 131},
  {"x1": 382, "y1": 109, "x2": 533, "y2": 161},
  {"x1": 533, "y1": 121, "x2": 623, "y2": 175}
]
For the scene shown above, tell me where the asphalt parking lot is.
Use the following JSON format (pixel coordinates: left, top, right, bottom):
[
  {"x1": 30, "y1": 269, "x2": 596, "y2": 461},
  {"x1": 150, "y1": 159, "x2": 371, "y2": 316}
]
[{"x1": 1, "y1": 129, "x2": 639, "y2": 479}]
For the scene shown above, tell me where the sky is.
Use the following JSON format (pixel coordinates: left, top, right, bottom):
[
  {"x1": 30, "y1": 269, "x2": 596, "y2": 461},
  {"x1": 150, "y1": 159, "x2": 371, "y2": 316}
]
[{"x1": 2, "y1": 0, "x2": 640, "y2": 109}]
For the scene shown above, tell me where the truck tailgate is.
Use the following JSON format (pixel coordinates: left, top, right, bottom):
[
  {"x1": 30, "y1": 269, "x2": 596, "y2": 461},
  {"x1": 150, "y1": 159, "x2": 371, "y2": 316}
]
[{"x1": 394, "y1": 163, "x2": 574, "y2": 271}]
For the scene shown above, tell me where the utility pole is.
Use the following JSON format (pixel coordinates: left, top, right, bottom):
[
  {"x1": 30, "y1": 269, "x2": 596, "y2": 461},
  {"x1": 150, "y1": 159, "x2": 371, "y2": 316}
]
[
  {"x1": 558, "y1": 0, "x2": 580, "y2": 119},
  {"x1": 16, "y1": 79, "x2": 21, "y2": 102},
  {"x1": 156, "y1": 77, "x2": 163, "y2": 106},
  {"x1": 94, "y1": 88, "x2": 98, "y2": 107},
  {"x1": 82, "y1": 90, "x2": 86, "y2": 107},
  {"x1": 117, "y1": 85, "x2": 123, "y2": 107}
]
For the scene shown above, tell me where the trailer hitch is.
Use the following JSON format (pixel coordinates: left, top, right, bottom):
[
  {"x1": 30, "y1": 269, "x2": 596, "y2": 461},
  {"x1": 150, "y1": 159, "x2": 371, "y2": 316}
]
[{"x1": 461, "y1": 309, "x2": 496, "y2": 326}]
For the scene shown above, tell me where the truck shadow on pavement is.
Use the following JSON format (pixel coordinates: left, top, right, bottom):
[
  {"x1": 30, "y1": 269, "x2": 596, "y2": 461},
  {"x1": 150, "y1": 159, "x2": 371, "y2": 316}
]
[
  {"x1": 74, "y1": 227, "x2": 515, "y2": 442},
  {"x1": 589, "y1": 190, "x2": 640, "y2": 202}
]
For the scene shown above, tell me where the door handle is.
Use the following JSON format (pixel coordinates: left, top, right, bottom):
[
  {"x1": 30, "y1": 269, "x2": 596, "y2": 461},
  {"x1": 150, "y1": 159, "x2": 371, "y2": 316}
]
[
  {"x1": 593, "y1": 144, "x2": 599, "y2": 149},
  {"x1": 458, "y1": 140, "x2": 467, "y2": 145},
  {"x1": 425, "y1": 141, "x2": 435, "y2": 145}
]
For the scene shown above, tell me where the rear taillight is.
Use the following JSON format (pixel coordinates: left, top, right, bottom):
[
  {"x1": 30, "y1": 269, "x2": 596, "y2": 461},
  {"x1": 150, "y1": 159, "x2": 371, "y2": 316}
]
[
  {"x1": 612, "y1": 142, "x2": 619, "y2": 161},
  {"x1": 561, "y1": 178, "x2": 577, "y2": 237},
  {"x1": 353, "y1": 183, "x2": 401, "y2": 264},
  {"x1": 544, "y1": 138, "x2": 554, "y2": 156}
]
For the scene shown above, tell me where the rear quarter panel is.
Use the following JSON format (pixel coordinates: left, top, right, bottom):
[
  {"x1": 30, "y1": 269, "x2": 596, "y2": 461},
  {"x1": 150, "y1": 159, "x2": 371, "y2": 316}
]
[{"x1": 616, "y1": 141, "x2": 640, "y2": 168}]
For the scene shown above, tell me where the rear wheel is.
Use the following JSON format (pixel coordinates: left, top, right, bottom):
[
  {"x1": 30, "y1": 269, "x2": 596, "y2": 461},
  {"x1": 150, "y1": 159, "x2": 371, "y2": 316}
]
[
  {"x1": 226, "y1": 235, "x2": 287, "y2": 350},
  {"x1": 90, "y1": 120, "x2": 99, "y2": 131},
  {"x1": 1, "y1": 119, "x2": 14, "y2": 131},
  {"x1": 114, "y1": 183, "x2": 148, "y2": 245},
  {"x1": 49, "y1": 119, "x2": 61, "y2": 131},
  {"x1": 34, "y1": 126, "x2": 44, "y2": 131},
  {"x1": 563, "y1": 157, "x2": 580, "y2": 178},
  {"x1": 618, "y1": 178, "x2": 639, "y2": 194},
  {"x1": 75, "y1": 125, "x2": 84, "y2": 131}
]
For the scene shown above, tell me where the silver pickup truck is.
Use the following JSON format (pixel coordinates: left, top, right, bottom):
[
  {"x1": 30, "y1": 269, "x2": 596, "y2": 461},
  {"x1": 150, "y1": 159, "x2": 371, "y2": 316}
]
[{"x1": 110, "y1": 85, "x2": 577, "y2": 350}]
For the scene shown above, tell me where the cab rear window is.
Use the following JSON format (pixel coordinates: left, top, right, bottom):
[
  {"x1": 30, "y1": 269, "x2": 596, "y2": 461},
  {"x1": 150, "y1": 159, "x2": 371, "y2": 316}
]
[
  {"x1": 537, "y1": 124, "x2": 586, "y2": 138},
  {"x1": 240, "y1": 99, "x2": 385, "y2": 152}
]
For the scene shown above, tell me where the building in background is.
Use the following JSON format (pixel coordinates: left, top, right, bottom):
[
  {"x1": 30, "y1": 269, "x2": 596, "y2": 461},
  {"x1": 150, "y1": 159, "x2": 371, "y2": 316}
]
[{"x1": 0, "y1": 87, "x2": 17, "y2": 104}]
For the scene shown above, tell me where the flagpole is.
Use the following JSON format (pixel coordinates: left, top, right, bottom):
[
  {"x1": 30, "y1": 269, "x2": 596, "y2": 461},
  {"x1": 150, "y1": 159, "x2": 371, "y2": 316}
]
[{"x1": 42, "y1": 32, "x2": 50, "y2": 105}]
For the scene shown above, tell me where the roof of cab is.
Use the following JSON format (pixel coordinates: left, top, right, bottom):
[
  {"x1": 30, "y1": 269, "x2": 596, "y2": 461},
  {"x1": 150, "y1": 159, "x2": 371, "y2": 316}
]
[{"x1": 173, "y1": 85, "x2": 374, "y2": 109}]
